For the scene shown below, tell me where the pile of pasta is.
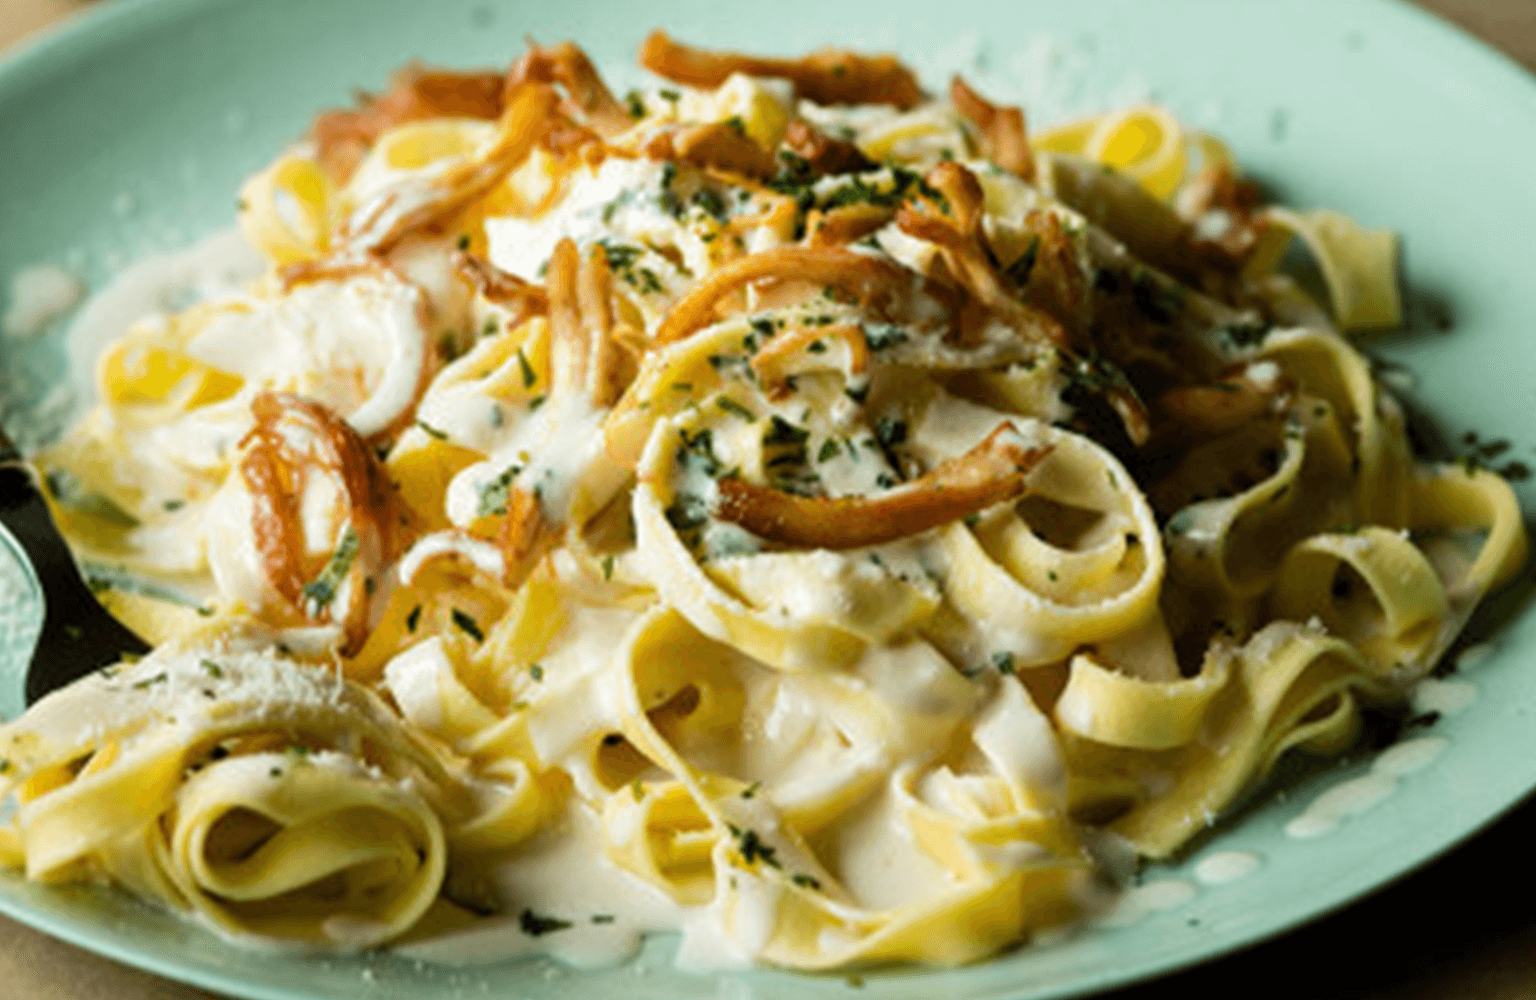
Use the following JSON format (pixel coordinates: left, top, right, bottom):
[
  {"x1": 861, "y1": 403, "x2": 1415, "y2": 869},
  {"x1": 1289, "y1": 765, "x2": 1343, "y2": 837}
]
[{"x1": 1, "y1": 31, "x2": 1524, "y2": 969}]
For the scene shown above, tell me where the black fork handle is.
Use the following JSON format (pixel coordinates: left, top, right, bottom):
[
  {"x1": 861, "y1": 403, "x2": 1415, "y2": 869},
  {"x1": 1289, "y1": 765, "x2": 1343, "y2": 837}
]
[{"x1": 0, "y1": 429, "x2": 149, "y2": 704}]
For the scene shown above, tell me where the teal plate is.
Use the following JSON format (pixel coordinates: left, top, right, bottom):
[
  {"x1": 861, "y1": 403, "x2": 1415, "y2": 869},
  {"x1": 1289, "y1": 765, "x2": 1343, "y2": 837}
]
[{"x1": 2, "y1": 1, "x2": 1535, "y2": 997}]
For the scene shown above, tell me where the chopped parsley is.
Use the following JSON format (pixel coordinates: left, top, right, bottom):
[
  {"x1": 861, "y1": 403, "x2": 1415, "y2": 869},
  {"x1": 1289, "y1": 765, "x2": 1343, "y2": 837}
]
[
  {"x1": 516, "y1": 348, "x2": 537, "y2": 388},
  {"x1": 665, "y1": 491, "x2": 709, "y2": 536},
  {"x1": 763, "y1": 415, "x2": 810, "y2": 448},
  {"x1": 659, "y1": 162, "x2": 683, "y2": 218},
  {"x1": 301, "y1": 526, "x2": 361, "y2": 612},
  {"x1": 200, "y1": 659, "x2": 223, "y2": 679},
  {"x1": 717, "y1": 397, "x2": 757, "y2": 421},
  {"x1": 677, "y1": 427, "x2": 726, "y2": 478},
  {"x1": 405, "y1": 604, "x2": 423, "y2": 633},
  {"x1": 726, "y1": 823, "x2": 782, "y2": 869},
  {"x1": 817, "y1": 439, "x2": 841, "y2": 463},
  {"x1": 862, "y1": 323, "x2": 908, "y2": 351},
  {"x1": 692, "y1": 186, "x2": 729, "y2": 223},
  {"x1": 451, "y1": 609, "x2": 484, "y2": 643},
  {"x1": 415, "y1": 419, "x2": 449, "y2": 441},
  {"x1": 476, "y1": 464, "x2": 523, "y2": 518},
  {"x1": 990, "y1": 651, "x2": 1016, "y2": 674},
  {"x1": 519, "y1": 909, "x2": 573, "y2": 936},
  {"x1": 132, "y1": 672, "x2": 169, "y2": 690},
  {"x1": 874, "y1": 416, "x2": 908, "y2": 450},
  {"x1": 791, "y1": 873, "x2": 822, "y2": 890},
  {"x1": 1221, "y1": 318, "x2": 1273, "y2": 348}
]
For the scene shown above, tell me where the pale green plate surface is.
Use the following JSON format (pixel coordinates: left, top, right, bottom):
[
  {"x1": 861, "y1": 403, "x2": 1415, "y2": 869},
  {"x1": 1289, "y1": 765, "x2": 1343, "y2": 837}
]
[{"x1": 2, "y1": 1, "x2": 1535, "y2": 998}]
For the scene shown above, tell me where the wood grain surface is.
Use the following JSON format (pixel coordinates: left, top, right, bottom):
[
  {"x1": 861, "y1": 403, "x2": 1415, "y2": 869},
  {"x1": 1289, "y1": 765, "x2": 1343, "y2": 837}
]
[{"x1": 0, "y1": 1, "x2": 1531, "y2": 998}]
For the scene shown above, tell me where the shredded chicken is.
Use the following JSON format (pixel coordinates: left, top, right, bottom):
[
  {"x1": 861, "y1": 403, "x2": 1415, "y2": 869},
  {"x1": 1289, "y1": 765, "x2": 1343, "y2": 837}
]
[
  {"x1": 639, "y1": 30, "x2": 924, "y2": 109},
  {"x1": 804, "y1": 203, "x2": 897, "y2": 247},
  {"x1": 714, "y1": 424, "x2": 1051, "y2": 549}
]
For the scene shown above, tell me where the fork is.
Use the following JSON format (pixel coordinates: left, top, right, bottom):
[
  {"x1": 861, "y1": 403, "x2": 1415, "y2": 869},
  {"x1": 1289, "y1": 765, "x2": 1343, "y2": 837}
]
[{"x1": 0, "y1": 426, "x2": 149, "y2": 704}]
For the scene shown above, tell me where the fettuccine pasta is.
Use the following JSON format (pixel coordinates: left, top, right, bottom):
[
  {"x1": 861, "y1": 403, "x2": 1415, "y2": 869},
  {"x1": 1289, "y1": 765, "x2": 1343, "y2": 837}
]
[{"x1": 2, "y1": 29, "x2": 1523, "y2": 972}]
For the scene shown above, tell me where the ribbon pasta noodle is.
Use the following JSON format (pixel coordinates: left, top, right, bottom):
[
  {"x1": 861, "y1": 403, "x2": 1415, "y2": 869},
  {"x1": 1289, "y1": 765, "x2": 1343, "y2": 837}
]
[{"x1": 1, "y1": 28, "x2": 1524, "y2": 973}]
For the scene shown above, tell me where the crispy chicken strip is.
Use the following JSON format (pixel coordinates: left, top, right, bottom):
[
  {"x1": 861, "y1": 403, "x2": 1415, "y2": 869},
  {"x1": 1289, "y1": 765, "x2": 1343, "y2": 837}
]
[
  {"x1": 1156, "y1": 365, "x2": 1292, "y2": 436},
  {"x1": 341, "y1": 83, "x2": 561, "y2": 254},
  {"x1": 454, "y1": 251, "x2": 549, "y2": 330},
  {"x1": 949, "y1": 76, "x2": 1034, "y2": 182},
  {"x1": 896, "y1": 161, "x2": 1072, "y2": 350},
  {"x1": 240, "y1": 392, "x2": 412, "y2": 653},
  {"x1": 639, "y1": 30, "x2": 924, "y2": 109},
  {"x1": 654, "y1": 245, "x2": 958, "y2": 345},
  {"x1": 507, "y1": 40, "x2": 634, "y2": 138},
  {"x1": 782, "y1": 119, "x2": 876, "y2": 175},
  {"x1": 644, "y1": 122, "x2": 778, "y2": 179},
  {"x1": 804, "y1": 203, "x2": 897, "y2": 247},
  {"x1": 714, "y1": 424, "x2": 1051, "y2": 550}
]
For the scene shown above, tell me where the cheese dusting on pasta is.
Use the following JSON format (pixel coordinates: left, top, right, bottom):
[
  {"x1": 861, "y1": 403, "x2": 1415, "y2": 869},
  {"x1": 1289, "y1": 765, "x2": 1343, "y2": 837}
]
[{"x1": 0, "y1": 31, "x2": 1524, "y2": 971}]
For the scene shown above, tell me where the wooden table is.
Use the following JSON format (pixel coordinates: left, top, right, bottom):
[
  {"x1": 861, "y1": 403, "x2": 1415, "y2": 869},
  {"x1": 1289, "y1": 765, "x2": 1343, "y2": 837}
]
[{"x1": 1, "y1": 1, "x2": 1534, "y2": 997}]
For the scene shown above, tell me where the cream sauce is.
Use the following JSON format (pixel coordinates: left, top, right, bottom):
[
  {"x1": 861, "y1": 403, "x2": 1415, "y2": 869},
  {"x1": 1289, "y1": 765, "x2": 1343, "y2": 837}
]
[
  {"x1": 1410, "y1": 677, "x2": 1476, "y2": 717},
  {"x1": 1192, "y1": 850, "x2": 1260, "y2": 885},
  {"x1": 3, "y1": 264, "x2": 83, "y2": 338},
  {"x1": 1284, "y1": 736, "x2": 1447, "y2": 839},
  {"x1": 1097, "y1": 879, "x2": 1197, "y2": 928},
  {"x1": 396, "y1": 803, "x2": 686, "y2": 968}
]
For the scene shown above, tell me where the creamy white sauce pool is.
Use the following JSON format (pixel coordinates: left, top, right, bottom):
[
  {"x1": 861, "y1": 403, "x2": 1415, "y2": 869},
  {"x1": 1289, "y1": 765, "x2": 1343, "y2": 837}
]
[{"x1": 398, "y1": 804, "x2": 686, "y2": 969}]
